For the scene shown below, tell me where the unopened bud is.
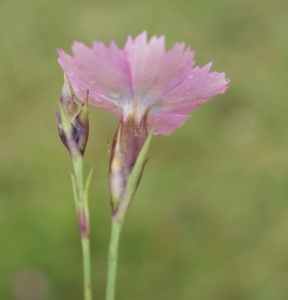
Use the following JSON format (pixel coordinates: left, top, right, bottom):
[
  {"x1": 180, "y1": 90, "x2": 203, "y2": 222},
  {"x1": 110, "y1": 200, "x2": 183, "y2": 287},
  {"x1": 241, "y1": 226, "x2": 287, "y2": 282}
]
[{"x1": 55, "y1": 73, "x2": 89, "y2": 157}]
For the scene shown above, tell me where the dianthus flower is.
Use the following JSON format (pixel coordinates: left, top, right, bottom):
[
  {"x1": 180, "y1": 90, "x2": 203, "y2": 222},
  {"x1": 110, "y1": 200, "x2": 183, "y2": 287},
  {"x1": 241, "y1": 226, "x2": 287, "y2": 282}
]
[{"x1": 58, "y1": 31, "x2": 229, "y2": 209}]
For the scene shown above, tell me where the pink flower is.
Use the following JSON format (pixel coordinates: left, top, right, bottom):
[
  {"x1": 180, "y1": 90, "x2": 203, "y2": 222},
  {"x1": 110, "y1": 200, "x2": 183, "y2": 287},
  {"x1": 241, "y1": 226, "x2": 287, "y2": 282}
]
[
  {"x1": 58, "y1": 31, "x2": 229, "y2": 136},
  {"x1": 58, "y1": 31, "x2": 229, "y2": 209}
]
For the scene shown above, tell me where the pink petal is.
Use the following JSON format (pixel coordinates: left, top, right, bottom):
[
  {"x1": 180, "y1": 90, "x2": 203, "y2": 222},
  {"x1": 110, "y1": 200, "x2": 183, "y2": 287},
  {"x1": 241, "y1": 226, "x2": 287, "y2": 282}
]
[
  {"x1": 58, "y1": 41, "x2": 133, "y2": 114},
  {"x1": 124, "y1": 31, "x2": 195, "y2": 101},
  {"x1": 147, "y1": 113, "x2": 190, "y2": 135},
  {"x1": 152, "y1": 62, "x2": 230, "y2": 115},
  {"x1": 58, "y1": 33, "x2": 230, "y2": 136}
]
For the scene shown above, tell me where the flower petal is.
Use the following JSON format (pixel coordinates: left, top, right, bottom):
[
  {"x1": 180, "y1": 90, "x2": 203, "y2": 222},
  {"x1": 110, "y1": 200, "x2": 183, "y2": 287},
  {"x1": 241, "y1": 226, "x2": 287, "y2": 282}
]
[
  {"x1": 58, "y1": 41, "x2": 133, "y2": 114},
  {"x1": 147, "y1": 113, "x2": 190, "y2": 135},
  {"x1": 124, "y1": 31, "x2": 195, "y2": 105},
  {"x1": 152, "y1": 62, "x2": 230, "y2": 115}
]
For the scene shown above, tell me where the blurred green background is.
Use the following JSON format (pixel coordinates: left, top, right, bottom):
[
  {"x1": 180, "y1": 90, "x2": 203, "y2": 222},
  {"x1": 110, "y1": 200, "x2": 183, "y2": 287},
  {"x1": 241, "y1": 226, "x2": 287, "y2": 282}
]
[{"x1": 1, "y1": 0, "x2": 288, "y2": 299}]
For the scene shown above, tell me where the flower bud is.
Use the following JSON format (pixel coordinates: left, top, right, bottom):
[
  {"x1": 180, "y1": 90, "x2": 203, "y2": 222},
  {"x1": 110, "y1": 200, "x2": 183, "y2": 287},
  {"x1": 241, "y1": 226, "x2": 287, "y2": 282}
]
[{"x1": 55, "y1": 73, "x2": 89, "y2": 158}]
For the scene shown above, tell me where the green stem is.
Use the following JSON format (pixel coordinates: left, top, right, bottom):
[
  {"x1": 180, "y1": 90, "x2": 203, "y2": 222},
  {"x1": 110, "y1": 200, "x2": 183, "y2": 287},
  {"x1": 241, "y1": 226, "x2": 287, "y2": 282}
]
[
  {"x1": 106, "y1": 218, "x2": 123, "y2": 300},
  {"x1": 72, "y1": 155, "x2": 84, "y2": 194},
  {"x1": 71, "y1": 155, "x2": 93, "y2": 300},
  {"x1": 81, "y1": 236, "x2": 92, "y2": 300}
]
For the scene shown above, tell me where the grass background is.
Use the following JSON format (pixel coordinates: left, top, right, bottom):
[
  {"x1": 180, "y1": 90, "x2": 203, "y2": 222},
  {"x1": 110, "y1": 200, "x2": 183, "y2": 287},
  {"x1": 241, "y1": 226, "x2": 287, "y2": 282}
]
[{"x1": 1, "y1": 0, "x2": 288, "y2": 299}]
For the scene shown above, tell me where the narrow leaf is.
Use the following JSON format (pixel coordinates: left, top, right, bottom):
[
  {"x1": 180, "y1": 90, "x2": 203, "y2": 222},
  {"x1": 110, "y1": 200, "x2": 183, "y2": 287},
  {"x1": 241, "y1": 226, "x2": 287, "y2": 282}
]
[{"x1": 126, "y1": 128, "x2": 154, "y2": 195}]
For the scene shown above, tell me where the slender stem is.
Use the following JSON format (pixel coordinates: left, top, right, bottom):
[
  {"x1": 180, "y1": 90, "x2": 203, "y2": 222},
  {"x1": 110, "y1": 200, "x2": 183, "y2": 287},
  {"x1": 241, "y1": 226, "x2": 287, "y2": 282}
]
[
  {"x1": 72, "y1": 155, "x2": 84, "y2": 194},
  {"x1": 81, "y1": 236, "x2": 92, "y2": 300},
  {"x1": 106, "y1": 218, "x2": 123, "y2": 300},
  {"x1": 105, "y1": 169, "x2": 141, "y2": 300},
  {"x1": 72, "y1": 155, "x2": 93, "y2": 300}
]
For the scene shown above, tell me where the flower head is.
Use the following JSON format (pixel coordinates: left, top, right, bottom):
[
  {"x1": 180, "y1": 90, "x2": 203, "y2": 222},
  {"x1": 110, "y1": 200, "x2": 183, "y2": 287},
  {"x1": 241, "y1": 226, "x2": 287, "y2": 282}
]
[
  {"x1": 58, "y1": 31, "x2": 229, "y2": 210},
  {"x1": 58, "y1": 31, "x2": 229, "y2": 136}
]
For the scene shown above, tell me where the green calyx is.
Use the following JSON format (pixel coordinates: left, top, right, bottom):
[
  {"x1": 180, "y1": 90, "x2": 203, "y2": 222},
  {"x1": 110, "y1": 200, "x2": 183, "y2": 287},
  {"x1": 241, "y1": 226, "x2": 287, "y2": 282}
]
[{"x1": 112, "y1": 128, "x2": 154, "y2": 220}]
